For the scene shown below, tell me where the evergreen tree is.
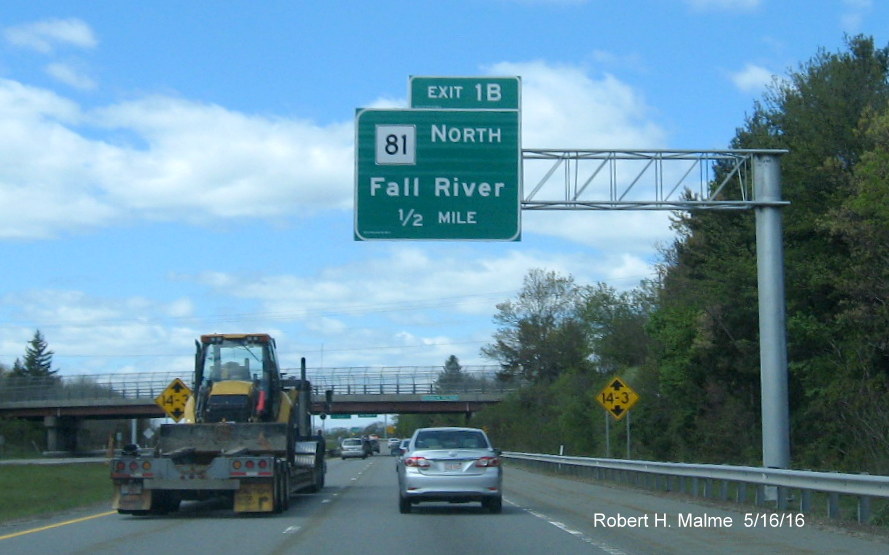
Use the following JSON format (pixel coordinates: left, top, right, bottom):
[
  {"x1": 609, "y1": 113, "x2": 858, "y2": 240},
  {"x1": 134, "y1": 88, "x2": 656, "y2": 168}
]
[
  {"x1": 19, "y1": 330, "x2": 57, "y2": 378},
  {"x1": 435, "y1": 355, "x2": 465, "y2": 393},
  {"x1": 10, "y1": 358, "x2": 26, "y2": 378}
]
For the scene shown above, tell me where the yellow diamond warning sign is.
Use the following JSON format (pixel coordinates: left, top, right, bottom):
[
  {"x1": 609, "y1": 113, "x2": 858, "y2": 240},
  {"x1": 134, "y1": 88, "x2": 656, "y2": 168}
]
[
  {"x1": 155, "y1": 378, "x2": 192, "y2": 422},
  {"x1": 596, "y1": 377, "x2": 639, "y2": 421}
]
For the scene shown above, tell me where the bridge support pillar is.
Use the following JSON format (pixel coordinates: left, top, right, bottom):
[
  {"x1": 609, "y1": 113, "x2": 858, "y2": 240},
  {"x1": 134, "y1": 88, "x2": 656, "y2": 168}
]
[{"x1": 44, "y1": 415, "x2": 80, "y2": 453}]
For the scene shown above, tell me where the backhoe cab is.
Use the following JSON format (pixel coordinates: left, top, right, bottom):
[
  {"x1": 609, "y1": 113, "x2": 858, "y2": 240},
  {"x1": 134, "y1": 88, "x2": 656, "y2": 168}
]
[{"x1": 192, "y1": 333, "x2": 283, "y2": 424}]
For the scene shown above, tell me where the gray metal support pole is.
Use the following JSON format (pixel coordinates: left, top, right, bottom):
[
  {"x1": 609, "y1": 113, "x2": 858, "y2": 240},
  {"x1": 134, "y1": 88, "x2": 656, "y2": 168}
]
[
  {"x1": 753, "y1": 154, "x2": 790, "y2": 469},
  {"x1": 626, "y1": 411, "x2": 631, "y2": 459},
  {"x1": 605, "y1": 411, "x2": 611, "y2": 458}
]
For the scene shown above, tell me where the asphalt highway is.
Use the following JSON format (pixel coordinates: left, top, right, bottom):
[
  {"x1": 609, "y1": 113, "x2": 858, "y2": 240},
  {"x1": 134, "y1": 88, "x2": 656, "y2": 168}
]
[{"x1": 1, "y1": 456, "x2": 886, "y2": 554}]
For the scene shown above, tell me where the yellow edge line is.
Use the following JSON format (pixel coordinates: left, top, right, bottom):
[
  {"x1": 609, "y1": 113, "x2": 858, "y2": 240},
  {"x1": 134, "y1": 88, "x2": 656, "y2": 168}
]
[{"x1": 0, "y1": 510, "x2": 116, "y2": 541}]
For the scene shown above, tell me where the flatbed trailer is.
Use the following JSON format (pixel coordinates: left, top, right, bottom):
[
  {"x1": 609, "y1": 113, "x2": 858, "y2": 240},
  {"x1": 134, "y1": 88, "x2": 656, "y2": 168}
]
[{"x1": 111, "y1": 431, "x2": 325, "y2": 514}]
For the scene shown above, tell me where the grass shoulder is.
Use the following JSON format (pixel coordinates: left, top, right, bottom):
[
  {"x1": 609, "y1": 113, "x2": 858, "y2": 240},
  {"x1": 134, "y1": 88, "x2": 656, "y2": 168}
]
[{"x1": 0, "y1": 461, "x2": 111, "y2": 522}]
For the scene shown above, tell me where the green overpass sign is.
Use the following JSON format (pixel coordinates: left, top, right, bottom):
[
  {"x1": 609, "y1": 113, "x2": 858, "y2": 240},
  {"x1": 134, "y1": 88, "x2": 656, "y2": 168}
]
[{"x1": 354, "y1": 108, "x2": 521, "y2": 240}]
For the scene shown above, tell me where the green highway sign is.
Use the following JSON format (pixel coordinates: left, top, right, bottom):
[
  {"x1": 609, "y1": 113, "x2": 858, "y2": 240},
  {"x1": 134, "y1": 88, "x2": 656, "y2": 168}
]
[
  {"x1": 410, "y1": 76, "x2": 520, "y2": 110},
  {"x1": 420, "y1": 394, "x2": 460, "y2": 401},
  {"x1": 330, "y1": 414, "x2": 351, "y2": 419},
  {"x1": 354, "y1": 108, "x2": 521, "y2": 240}
]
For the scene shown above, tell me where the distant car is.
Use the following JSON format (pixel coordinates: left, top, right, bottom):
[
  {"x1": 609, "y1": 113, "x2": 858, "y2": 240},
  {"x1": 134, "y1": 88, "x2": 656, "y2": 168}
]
[
  {"x1": 388, "y1": 438, "x2": 401, "y2": 456},
  {"x1": 341, "y1": 437, "x2": 367, "y2": 459},
  {"x1": 396, "y1": 427, "x2": 502, "y2": 514}
]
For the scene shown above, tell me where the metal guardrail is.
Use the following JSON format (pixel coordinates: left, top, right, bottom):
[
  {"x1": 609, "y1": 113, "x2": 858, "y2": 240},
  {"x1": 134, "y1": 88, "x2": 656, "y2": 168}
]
[
  {"x1": 0, "y1": 366, "x2": 517, "y2": 406},
  {"x1": 504, "y1": 452, "x2": 889, "y2": 524}
]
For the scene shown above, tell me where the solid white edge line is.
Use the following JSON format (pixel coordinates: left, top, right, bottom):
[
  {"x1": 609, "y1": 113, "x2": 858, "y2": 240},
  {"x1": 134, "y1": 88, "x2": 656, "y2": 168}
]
[{"x1": 505, "y1": 498, "x2": 628, "y2": 555}]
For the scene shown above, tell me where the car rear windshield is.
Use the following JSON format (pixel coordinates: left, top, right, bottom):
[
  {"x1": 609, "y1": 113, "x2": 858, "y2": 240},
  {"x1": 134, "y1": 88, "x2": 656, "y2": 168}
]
[
  {"x1": 414, "y1": 430, "x2": 488, "y2": 450},
  {"x1": 342, "y1": 439, "x2": 361, "y2": 446}
]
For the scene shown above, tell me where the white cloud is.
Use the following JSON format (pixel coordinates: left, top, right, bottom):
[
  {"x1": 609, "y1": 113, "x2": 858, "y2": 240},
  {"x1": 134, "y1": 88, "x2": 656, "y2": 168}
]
[
  {"x1": 0, "y1": 85, "x2": 353, "y2": 238},
  {"x1": 489, "y1": 60, "x2": 665, "y2": 148},
  {"x1": 189, "y1": 245, "x2": 654, "y2": 331},
  {"x1": 177, "y1": 245, "x2": 646, "y2": 367},
  {"x1": 0, "y1": 80, "x2": 116, "y2": 239},
  {"x1": 45, "y1": 62, "x2": 97, "y2": 90},
  {"x1": 523, "y1": 210, "x2": 672, "y2": 259},
  {"x1": 90, "y1": 96, "x2": 354, "y2": 221},
  {"x1": 728, "y1": 63, "x2": 774, "y2": 93},
  {"x1": 4, "y1": 18, "x2": 97, "y2": 53},
  {"x1": 0, "y1": 289, "x2": 199, "y2": 373}
]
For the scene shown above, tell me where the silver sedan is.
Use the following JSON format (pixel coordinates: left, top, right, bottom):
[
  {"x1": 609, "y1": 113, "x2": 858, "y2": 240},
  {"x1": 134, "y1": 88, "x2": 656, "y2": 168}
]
[{"x1": 396, "y1": 426, "x2": 502, "y2": 513}]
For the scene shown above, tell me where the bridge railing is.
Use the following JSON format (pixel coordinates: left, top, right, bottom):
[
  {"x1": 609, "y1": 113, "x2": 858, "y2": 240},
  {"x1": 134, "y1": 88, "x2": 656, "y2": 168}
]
[
  {"x1": 0, "y1": 366, "x2": 519, "y2": 405},
  {"x1": 504, "y1": 452, "x2": 889, "y2": 525},
  {"x1": 0, "y1": 372, "x2": 188, "y2": 404},
  {"x1": 299, "y1": 365, "x2": 518, "y2": 395}
]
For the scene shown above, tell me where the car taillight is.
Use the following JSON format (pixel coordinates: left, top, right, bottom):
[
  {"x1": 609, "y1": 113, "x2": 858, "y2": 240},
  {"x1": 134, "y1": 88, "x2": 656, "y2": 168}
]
[
  {"x1": 475, "y1": 456, "x2": 501, "y2": 467},
  {"x1": 404, "y1": 456, "x2": 431, "y2": 468}
]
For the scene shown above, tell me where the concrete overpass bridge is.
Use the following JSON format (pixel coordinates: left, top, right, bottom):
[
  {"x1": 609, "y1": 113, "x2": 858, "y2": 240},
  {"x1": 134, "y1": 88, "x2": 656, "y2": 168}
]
[{"x1": 0, "y1": 366, "x2": 516, "y2": 452}]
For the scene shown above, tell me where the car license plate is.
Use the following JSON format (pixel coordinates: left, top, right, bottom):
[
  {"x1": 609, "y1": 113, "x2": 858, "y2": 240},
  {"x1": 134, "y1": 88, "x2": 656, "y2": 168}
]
[{"x1": 445, "y1": 462, "x2": 462, "y2": 471}]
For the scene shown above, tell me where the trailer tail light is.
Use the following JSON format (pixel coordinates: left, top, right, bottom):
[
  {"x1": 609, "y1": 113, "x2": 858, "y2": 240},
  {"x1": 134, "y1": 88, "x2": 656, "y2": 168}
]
[
  {"x1": 475, "y1": 456, "x2": 501, "y2": 468},
  {"x1": 231, "y1": 458, "x2": 274, "y2": 477},
  {"x1": 113, "y1": 459, "x2": 151, "y2": 478},
  {"x1": 404, "y1": 456, "x2": 431, "y2": 468}
]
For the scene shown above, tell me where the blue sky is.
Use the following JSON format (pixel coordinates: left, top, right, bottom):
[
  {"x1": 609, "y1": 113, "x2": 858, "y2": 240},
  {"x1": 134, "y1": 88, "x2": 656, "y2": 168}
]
[{"x1": 0, "y1": 0, "x2": 886, "y2": 378}]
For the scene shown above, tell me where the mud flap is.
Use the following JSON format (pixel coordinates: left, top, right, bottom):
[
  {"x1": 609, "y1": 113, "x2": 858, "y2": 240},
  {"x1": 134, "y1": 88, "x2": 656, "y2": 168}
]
[
  {"x1": 234, "y1": 481, "x2": 275, "y2": 513},
  {"x1": 113, "y1": 484, "x2": 152, "y2": 512}
]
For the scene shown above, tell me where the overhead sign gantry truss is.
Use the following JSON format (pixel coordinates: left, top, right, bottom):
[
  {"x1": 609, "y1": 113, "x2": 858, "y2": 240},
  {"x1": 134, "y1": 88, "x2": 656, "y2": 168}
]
[{"x1": 521, "y1": 148, "x2": 790, "y2": 211}]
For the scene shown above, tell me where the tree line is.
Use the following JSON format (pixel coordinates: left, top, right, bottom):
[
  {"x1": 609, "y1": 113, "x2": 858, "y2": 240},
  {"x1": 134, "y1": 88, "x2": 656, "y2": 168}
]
[{"x1": 402, "y1": 35, "x2": 889, "y2": 476}]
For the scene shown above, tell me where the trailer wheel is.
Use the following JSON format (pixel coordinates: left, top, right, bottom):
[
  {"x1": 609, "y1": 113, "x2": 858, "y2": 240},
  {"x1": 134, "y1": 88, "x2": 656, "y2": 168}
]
[
  {"x1": 307, "y1": 465, "x2": 324, "y2": 493},
  {"x1": 150, "y1": 491, "x2": 180, "y2": 515},
  {"x1": 273, "y1": 463, "x2": 284, "y2": 514}
]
